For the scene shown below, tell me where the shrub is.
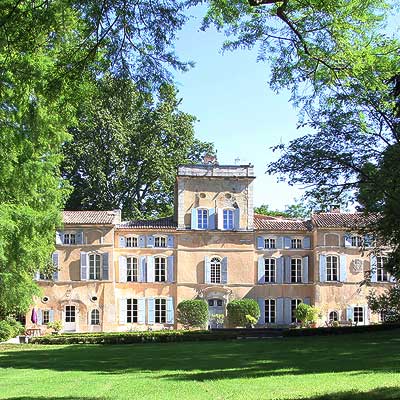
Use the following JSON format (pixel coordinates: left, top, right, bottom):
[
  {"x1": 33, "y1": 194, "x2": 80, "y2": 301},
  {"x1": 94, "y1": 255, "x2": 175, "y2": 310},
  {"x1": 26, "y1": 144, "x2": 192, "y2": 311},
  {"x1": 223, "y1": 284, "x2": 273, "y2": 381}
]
[
  {"x1": 209, "y1": 313, "x2": 225, "y2": 328},
  {"x1": 5, "y1": 317, "x2": 24, "y2": 337},
  {"x1": 227, "y1": 299, "x2": 260, "y2": 327},
  {"x1": 48, "y1": 320, "x2": 63, "y2": 333},
  {"x1": 0, "y1": 317, "x2": 24, "y2": 342},
  {"x1": 295, "y1": 303, "x2": 319, "y2": 327},
  {"x1": 177, "y1": 300, "x2": 208, "y2": 329}
]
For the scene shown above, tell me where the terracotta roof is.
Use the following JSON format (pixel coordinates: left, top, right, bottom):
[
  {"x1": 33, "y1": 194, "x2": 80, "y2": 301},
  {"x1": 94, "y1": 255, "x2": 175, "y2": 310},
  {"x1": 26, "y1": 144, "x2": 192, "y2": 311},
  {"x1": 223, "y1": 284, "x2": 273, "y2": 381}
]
[
  {"x1": 117, "y1": 217, "x2": 177, "y2": 230},
  {"x1": 312, "y1": 212, "x2": 377, "y2": 228},
  {"x1": 254, "y1": 214, "x2": 312, "y2": 231},
  {"x1": 63, "y1": 211, "x2": 119, "y2": 225}
]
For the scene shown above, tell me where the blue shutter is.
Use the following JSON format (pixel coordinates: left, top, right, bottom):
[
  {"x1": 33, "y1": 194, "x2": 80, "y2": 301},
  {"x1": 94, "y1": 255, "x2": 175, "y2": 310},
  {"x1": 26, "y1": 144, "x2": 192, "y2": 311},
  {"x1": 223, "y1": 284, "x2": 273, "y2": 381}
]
[
  {"x1": 258, "y1": 256, "x2": 265, "y2": 284},
  {"x1": 80, "y1": 252, "x2": 88, "y2": 281},
  {"x1": 119, "y1": 236, "x2": 126, "y2": 248},
  {"x1": 276, "y1": 298, "x2": 284, "y2": 325},
  {"x1": 257, "y1": 236, "x2": 264, "y2": 250},
  {"x1": 167, "y1": 235, "x2": 174, "y2": 248},
  {"x1": 339, "y1": 255, "x2": 347, "y2": 282},
  {"x1": 364, "y1": 234, "x2": 373, "y2": 248},
  {"x1": 37, "y1": 309, "x2": 43, "y2": 325},
  {"x1": 277, "y1": 237, "x2": 284, "y2": 249},
  {"x1": 304, "y1": 297, "x2": 311, "y2": 305},
  {"x1": 76, "y1": 231, "x2": 84, "y2": 245},
  {"x1": 147, "y1": 298, "x2": 155, "y2": 324},
  {"x1": 346, "y1": 306, "x2": 353, "y2": 322},
  {"x1": 119, "y1": 256, "x2": 127, "y2": 282},
  {"x1": 284, "y1": 237, "x2": 291, "y2": 249},
  {"x1": 102, "y1": 252, "x2": 109, "y2": 280},
  {"x1": 370, "y1": 255, "x2": 377, "y2": 282},
  {"x1": 147, "y1": 256, "x2": 155, "y2": 282},
  {"x1": 258, "y1": 298, "x2": 265, "y2": 324},
  {"x1": 303, "y1": 236, "x2": 311, "y2": 249},
  {"x1": 167, "y1": 256, "x2": 174, "y2": 282},
  {"x1": 319, "y1": 254, "x2": 326, "y2": 282},
  {"x1": 56, "y1": 231, "x2": 63, "y2": 245},
  {"x1": 52, "y1": 252, "x2": 59, "y2": 281},
  {"x1": 166, "y1": 298, "x2": 174, "y2": 324},
  {"x1": 139, "y1": 256, "x2": 146, "y2": 282},
  {"x1": 276, "y1": 257, "x2": 284, "y2": 284},
  {"x1": 285, "y1": 256, "x2": 291, "y2": 283},
  {"x1": 191, "y1": 208, "x2": 198, "y2": 229},
  {"x1": 234, "y1": 208, "x2": 240, "y2": 230},
  {"x1": 208, "y1": 208, "x2": 216, "y2": 230},
  {"x1": 147, "y1": 235, "x2": 154, "y2": 248},
  {"x1": 221, "y1": 257, "x2": 228, "y2": 284},
  {"x1": 49, "y1": 310, "x2": 54, "y2": 323},
  {"x1": 284, "y1": 298, "x2": 292, "y2": 325},
  {"x1": 119, "y1": 298, "x2": 127, "y2": 324},
  {"x1": 204, "y1": 256, "x2": 211, "y2": 284},
  {"x1": 138, "y1": 298, "x2": 145, "y2": 324},
  {"x1": 302, "y1": 256, "x2": 309, "y2": 284},
  {"x1": 138, "y1": 235, "x2": 146, "y2": 248},
  {"x1": 344, "y1": 234, "x2": 352, "y2": 247}
]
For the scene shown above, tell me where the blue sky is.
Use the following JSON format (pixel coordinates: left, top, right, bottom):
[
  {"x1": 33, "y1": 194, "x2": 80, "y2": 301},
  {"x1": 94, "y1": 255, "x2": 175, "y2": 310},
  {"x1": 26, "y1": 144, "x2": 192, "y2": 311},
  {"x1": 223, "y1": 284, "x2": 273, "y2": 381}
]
[{"x1": 173, "y1": 7, "x2": 305, "y2": 210}]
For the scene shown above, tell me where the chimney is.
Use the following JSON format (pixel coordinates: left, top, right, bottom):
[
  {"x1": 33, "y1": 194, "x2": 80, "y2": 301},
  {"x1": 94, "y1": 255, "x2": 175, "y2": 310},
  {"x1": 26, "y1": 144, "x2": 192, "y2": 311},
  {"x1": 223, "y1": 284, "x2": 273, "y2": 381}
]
[{"x1": 112, "y1": 209, "x2": 122, "y2": 224}]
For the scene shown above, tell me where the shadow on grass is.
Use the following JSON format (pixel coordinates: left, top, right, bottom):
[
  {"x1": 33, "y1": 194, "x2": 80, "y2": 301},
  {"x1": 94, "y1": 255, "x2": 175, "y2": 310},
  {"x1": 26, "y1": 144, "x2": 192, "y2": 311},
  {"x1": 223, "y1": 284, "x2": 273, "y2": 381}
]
[
  {"x1": 0, "y1": 330, "x2": 399, "y2": 383},
  {"x1": 4, "y1": 387, "x2": 400, "y2": 400}
]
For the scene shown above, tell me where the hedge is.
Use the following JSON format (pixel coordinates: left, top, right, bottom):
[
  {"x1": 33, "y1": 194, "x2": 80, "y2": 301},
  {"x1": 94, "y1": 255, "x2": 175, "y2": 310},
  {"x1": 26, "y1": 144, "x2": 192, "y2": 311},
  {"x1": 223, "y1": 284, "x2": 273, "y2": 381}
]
[
  {"x1": 227, "y1": 299, "x2": 260, "y2": 327},
  {"x1": 177, "y1": 300, "x2": 208, "y2": 328}
]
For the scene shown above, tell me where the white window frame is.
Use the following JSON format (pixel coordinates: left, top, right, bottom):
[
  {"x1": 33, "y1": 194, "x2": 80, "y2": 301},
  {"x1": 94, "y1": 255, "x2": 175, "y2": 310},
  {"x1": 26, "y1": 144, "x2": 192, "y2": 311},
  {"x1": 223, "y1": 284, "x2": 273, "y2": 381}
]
[
  {"x1": 291, "y1": 238, "x2": 302, "y2": 249},
  {"x1": 89, "y1": 253, "x2": 101, "y2": 280},
  {"x1": 222, "y1": 209, "x2": 234, "y2": 230},
  {"x1": 154, "y1": 235, "x2": 167, "y2": 248},
  {"x1": 210, "y1": 257, "x2": 222, "y2": 284},
  {"x1": 63, "y1": 232, "x2": 76, "y2": 245},
  {"x1": 91, "y1": 309, "x2": 100, "y2": 325},
  {"x1": 126, "y1": 236, "x2": 138, "y2": 248},
  {"x1": 42, "y1": 310, "x2": 50, "y2": 325},
  {"x1": 65, "y1": 305, "x2": 76, "y2": 323},
  {"x1": 291, "y1": 299, "x2": 302, "y2": 323},
  {"x1": 353, "y1": 306, "x2": 364, "y2": 324},
  {"x1": 377, "y1": 256, "x2": 390, "y2": 282},
  {"x1": 127, "y1": 298, "x2": 138, "y2": 323},
  {"x1": 264, "y1": 258, "x2": 276, "y2": 283},
  {"x1": 155, "y1": 298, "x2": 167, "y2": 323},
  {"x1": 265, "y1": 299, "x2": 276, "y2": 324},
  {"x1": 155, "y1": 256, "x2": 167, "y2": 282},
  {"x1": 291, "y1": 258, "x2": 302, "y2": 283},
  {"x1": 127, "y1": 256, "x2": 138, "y2": 282},
  {"x1": 326, "y1": 255, "x2": 339, "y2": 281},
  {"x1": 329, "y1": 311, "x2": 338, "y2": 322},
  {"x1": 264, "y1": 238, "x2": 276, "y2": 249},
  {"x1": 197, "y1": 209, "x2": 208, "y2": 229},
  {"x1": 350, "y1": 235, "x2": 363, "y2": 247}
]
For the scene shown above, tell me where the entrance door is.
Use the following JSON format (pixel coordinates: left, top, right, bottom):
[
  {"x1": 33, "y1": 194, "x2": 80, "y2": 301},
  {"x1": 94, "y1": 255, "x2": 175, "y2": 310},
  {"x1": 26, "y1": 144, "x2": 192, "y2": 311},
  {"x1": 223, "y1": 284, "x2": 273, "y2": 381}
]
[
  {"x1": 64, "y1": 305, "x2": 76, "y2": 332},
  {"x1": 208, "y1": 299, "x2": 224, "y2": 328}
]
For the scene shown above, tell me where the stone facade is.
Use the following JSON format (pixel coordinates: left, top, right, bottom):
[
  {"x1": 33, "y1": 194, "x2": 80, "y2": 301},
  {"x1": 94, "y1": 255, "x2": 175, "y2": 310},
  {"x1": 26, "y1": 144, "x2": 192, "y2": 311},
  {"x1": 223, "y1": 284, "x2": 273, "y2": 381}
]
[{"x1": 27, "y1": 164, "x2": 394, "y2": 333}]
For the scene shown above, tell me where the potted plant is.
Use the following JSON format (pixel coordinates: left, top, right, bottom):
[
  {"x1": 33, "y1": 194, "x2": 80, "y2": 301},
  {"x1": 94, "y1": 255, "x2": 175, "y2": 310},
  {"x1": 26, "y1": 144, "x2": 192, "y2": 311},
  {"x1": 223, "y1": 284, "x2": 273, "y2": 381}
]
[{"x1": 47, "y1": 320, "x2": 63, "y2": 334}]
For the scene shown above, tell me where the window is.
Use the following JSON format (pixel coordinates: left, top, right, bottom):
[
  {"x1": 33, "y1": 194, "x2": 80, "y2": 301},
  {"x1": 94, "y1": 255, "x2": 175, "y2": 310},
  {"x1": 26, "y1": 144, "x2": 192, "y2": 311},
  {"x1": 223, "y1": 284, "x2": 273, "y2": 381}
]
[
  {"x1": 223, "y1": 209, "x2": 234, "y2": 230},
  {"x1": 39, "y1": 272, "x2": 52, "y2": 280},
  {"x1": 264, "y1": 258, "x2": 276, "y2": 283},
  {"x1": 155, "y1": 257, "x2": 166, "y2": 282},
  {"x1": 210, "y1": 257, "x2": 221, "y2": 284},
  {"x1": 65, "y1": 306, "x2": 75, "y2": 323},
  {"x1": 326, "y1": 255, "x2": 338, "y2": 281},
  {"x1": 291, "y1": 258, "x2": 302, "y2": 283},
  {"x1": 353, "y1": 306, "x2": 364, "y2": 324},
  {"x1": 329, "y1": 311, "x2": 338, "y2": 322},
  {"x1": 42, "y1": 310, "x2": 50, "y2": 325},
  {"x1": 126, "y1": 237, "x2": 138, "y2": 248},
  {"x1": 154, "y1": 236, "x2": 166, "y2": 248},
  {"x1": 265, "y1": 299, "x2": 276, "y2": 323},
  {"x1": 127, "y1": 257, "x2": 138, "y2": 282},
  {"x1": 197, "y1": 209, "x2": 208, "y2": 229},
  {"x1": 351, "y1": 235, "x2": 363, "y2": 247},
  {"x1": 264, "y1": 238, "x2": 276, "y2": 249},
  {"x1": 127, "y1": 299, "x2": 138, "y2": 323},
  {"x1": 155, "y1": 298, "x2": 167, "y2": 323},
  {"x1": 91, "y1": 309, "x2": 100, "y2": 325},
  {"x1": 89, "y1": 253, "x2": 101, "y2": 280},
  {"x1": 291, "y1": 239, "x2": 302, "y2": 249},
  {"x1": 63, "y1": 233, "x2": 76, "y2": 245},
  {"x1": 377, "y1": 256, "x2": 390, "y2": 282},
  {"x1": 291, "y1": 299, "x2": 302, "y2": 323}
]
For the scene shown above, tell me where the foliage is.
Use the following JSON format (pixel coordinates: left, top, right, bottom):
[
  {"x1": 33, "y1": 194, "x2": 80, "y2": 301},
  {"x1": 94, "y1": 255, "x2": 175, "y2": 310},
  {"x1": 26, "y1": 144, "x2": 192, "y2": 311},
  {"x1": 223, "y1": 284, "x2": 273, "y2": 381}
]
[
  {"x1": 62, "y1": 77, "x2": 214, "y2": 219},
  {"x1": 0, "y1": 317, "x2": 24, "y2": 342},
  {"x1": 294, "y1": 304, "x2": 319, "y2": 327},
  {"x1": 195, "y1": 0, "x2": 400, "y2": 277},
  {"x1": 255, "y1": 201, "x2": 310, "y2": 218},
  {"x1": 227, "y1": 299, "x2": 260, "y2": 327},
  {"x1": 245, "y1": 314, "x2": 258, "y2": 327},
  {"x1": 47, "y1": 321, "x2": 63, "y2": 333},
  {"x1": 209, "y1": 314, "x2": 225, "y2": 327},
  {"x1": 177, "y1": 300, "x2": 209, "y2": 329},
  {"x1": 368, "y1": 286, "x2": 400, "y2": 323}
]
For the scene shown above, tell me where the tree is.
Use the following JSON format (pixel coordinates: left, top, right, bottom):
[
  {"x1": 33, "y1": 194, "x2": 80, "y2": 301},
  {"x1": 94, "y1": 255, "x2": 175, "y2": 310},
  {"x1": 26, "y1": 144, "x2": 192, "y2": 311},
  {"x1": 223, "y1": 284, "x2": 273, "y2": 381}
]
[
  {"x1": 194, "y1": 0, "x2": 400, "y2": 276},
  {"x1": 368, "y1": 285, "x2": 400, "y2": 323},
  {"x1": 62, "y1": 76, "x2": 214, "y2": 219},
  {"x1": 177, "y1": 300, "x2": 209, "y2": 329},
  {"x1": 255, "y1": 201, "x2": 310, "y2": 218},
  {"x1": 227, "y1": 299, "x2": 260, "y2": 327}
]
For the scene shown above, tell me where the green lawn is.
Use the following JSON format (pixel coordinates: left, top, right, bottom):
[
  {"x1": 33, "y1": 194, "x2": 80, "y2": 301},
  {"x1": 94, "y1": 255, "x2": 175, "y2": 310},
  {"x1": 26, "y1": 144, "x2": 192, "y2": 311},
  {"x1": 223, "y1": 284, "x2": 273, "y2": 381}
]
[{"x1": 1, "y1": 330, "x2": 400, "y2": 400}]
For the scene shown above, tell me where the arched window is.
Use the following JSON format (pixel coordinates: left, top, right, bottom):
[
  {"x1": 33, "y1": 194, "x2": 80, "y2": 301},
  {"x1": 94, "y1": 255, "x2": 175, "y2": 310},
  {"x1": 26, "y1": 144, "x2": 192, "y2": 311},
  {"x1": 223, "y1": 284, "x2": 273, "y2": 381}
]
[
  {"x1": 326, "y1": 255, "x2": 338, "y2": 281},
  {"x1": 91, "y1": 309, "x2": 100, "y2": 325},
  {"x1": 210, "y1": 257, "x2": 221, "y2": 284},
  {"x1": 89, "y1": 253, "x2": 101, "y2": 280},
  {"x1": 329, "y1": 311, "x2": 338, "y2": 322},
  {"x1": 155, "y1": 257, "x2": 167, "y2": 282},
  {"x1": 127, "y1": 257, "x2": 138, "y2": 282}
]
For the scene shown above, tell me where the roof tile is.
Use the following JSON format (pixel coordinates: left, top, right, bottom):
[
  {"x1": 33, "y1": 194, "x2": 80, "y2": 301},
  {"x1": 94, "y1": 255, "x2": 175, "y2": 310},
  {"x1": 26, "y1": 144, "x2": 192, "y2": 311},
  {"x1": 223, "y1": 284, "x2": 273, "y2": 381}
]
[
  {"x1": 254, "y1": 214, "x2": 312, "y2": 231},
  {"x1": 63, "y1": 211, "x2": 119, "y2": 225},
  {"x1": 117, "y1": 217, "x2": 177, "y2": 230}
]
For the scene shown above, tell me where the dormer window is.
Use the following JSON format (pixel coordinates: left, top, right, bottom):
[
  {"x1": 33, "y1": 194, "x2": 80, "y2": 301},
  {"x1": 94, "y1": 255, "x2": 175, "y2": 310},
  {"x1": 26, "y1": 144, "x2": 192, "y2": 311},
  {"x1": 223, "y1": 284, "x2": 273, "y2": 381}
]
[
  {"x1": 197, "y1": 209, "x2": 208, "y2": 229},
  {"x1": 126, "y1": 236, "x2": 138, "y2": 248},
  {"x1": 64, "y1": 233, "x2": 76, "y2": 245},
  {"x1": 154, "y1": 236, "x2": 166, "y2": 248},
  {"x1": 223, "y1": 209, "x2": 234, "y2": 230}
]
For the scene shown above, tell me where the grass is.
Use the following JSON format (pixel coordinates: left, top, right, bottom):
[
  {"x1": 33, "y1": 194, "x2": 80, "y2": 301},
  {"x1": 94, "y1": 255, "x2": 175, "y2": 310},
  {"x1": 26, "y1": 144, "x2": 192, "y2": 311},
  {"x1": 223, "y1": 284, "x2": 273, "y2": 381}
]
[{"x1": 0, "y1": 330, "x2": 400, "y2": 400}]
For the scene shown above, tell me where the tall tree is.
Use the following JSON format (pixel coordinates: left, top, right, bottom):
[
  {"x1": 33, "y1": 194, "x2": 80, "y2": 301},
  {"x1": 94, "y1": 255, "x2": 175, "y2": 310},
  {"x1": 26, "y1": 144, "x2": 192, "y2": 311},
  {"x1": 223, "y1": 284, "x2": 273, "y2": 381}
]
[
  {"x1": 62, "y1": 77, "x2": 214, "y2": 219},
  {"x1": 194, "y1": 0, "x2": 400, "y2": 277}
]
